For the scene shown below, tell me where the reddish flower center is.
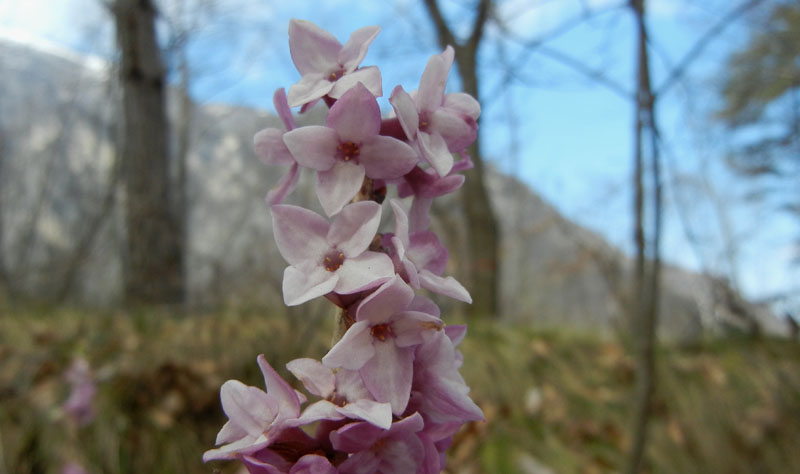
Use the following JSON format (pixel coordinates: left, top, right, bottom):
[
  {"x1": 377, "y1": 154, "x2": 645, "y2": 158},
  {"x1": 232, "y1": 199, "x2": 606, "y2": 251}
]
[
  {"x1": 323, "y1": 251, "x2": 345, "y2": 272},
  {"x1": 370, "y1": 323, "x2": 395, "y2": 342},
  {"x1": 328, "y1": 68, "x2": 345, "y2": 81},
  {"x1": 337, "y1": 141, "x2": 361, "y2": 161}
]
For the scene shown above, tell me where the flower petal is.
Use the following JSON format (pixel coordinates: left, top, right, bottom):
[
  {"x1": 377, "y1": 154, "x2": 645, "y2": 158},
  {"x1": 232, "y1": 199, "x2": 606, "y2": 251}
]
[
  {"x1": 334, "y1": 251, "x2": 394, "y2": 294},
  {"x1": 254, "y1": 128, "x2": 295, "y2": 166},
  {"x1": 283, "y1": 126, "x2": 338, "y2": 171},
  {"x1": 417, "y1": 47, "x2": 454, "y2": 111},
  {"x1": 257, "y1": 355, "x2": 302, "y2": 421},
  {"x1": 443, "y1": 92, "x2": 481, "y2": 121},
  {"x1": 322, "y1": 321, "x2": 374, "y2": 370},
  {"x1": 418, "y1": 131, "x2": 453, "y2": 177},
  {"x1": 288, "y1": 19, "x2": 341, "y2": 76},
  {"x1": 418, "y1": 270, "x2": 472, "y2": 303},
  {"x1": 327, "y1": 201, "x2": 382, "y2": 257},
  {"x1": 326, "y1": 82, "x2": 380, "y2": 143},
  {"x1": 359, "y1": 135, "x2": 418, "y2": 179},
  {"x1": 271, "y1": 205, "x2": 329, "y2": 265},
  {"x1": 265, "y1": 162, "x2": 300, "y2": 206},
  {"x1": 356, "y1": 276, "x2": 414, "y2": 324},
  {"x1": 430, "y1": 107, "x2": 477, "y2": 152},
  {"x1": 287, "y1": 72, "x2": 335, "y2": 108},
  {"x1": 361, "y1": 342, "x2": 414, "y2": 415},
  {"x1": 338, "y1": 26, "x2": 380, "y2": 72},
  {"x1": 273, "y1": 88, "x2": 296, "y2": 130},
  {"x1": 337, "y1": 399, "x2": 393, "y2": 430},
  {"x1": 219, "y1": 380, "x2": 277, "y2": 439},
  {"x1": 316, "y1": 161, "x2": 366, "y2": 217},
  {"x1": 286, "y1": 358, "x2": 335, "y2": 398},
  {"x1": 328, "y1": 66, "x2": 382, "y2": 99},
  {"x1": 389, "y1": 85, "x2": 419, "y2": 140},
  {"x1": 282, "y1": 264, "x2": 339, "y2": 306}
]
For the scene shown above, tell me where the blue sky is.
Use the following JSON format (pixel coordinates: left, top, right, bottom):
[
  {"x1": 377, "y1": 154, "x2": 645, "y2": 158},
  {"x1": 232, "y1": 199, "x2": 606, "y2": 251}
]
[{"x1": 1, "y1": 0, "x2": 796, "y2": 311}]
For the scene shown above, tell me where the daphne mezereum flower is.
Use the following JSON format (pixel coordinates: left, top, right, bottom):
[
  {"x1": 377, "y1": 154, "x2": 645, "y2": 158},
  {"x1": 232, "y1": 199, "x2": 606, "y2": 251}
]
[
  {"x1": 203, "y1": 355, "x2": 303, "y2": 462},
  {"x1": 287, "y1": 19, "x2": 382, "y2": 108},
  {"x1": 63, "y1": 357, "x2": 96, "y2": 426},
  {"x1": 254, "y1": 88, "x2": 300, "y2": 206},
  {"x1": 283, "y1": 82, "x2": 418, "y2": 216},
  {"x1": 384, "y1": 199, "x2": 471, "y2": 303},
  {"x1": 322, "y1": 276, "x2": 443, "y2": 415},
  {"x1": 389, "y1": 46, "x2": 480, "y2": 177},
  {"x1": 286, "y1": 357, "x2": 393, "y2": 429},
  {"x1": 271, "y1": 201, "x2": 394, "y2": 306},
  {"x1": 331, "y1": 412, "x2": 440, "y2": 474}
]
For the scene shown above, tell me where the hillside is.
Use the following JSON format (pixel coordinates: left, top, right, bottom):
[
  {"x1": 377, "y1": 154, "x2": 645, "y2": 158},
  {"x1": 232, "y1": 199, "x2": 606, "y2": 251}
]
[{"x1": 0, "y1": 37, "x2": 783, "y2": 338}]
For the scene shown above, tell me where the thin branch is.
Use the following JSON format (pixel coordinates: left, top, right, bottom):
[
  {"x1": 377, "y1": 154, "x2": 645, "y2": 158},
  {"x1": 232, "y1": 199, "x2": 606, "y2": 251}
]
[
  {"x1": 421, "y1": 0, "x2": 457, "y2": 51},
  {"x1": 467, "y1": 0, "x2": 492, "y2": 52},
  {"x1": 656, "y1": 0, "x2": 766, "y2": 96},
  {"x1": 538, "y1": 45, "x2": 633, "y2": 99}
]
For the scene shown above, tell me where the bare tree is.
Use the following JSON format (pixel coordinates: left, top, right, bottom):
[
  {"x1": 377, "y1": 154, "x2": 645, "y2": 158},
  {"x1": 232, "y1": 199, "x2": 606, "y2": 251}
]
[
  {"x1": 422, "y1": 0, "x2": 500, "y2": 318},
  {"x1": 112, "y1": 0, "x2": 184, "y2": 304}
]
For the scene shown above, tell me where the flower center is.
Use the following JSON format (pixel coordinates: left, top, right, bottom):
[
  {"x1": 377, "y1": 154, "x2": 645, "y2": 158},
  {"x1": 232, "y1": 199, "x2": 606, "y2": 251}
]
[
  {"x1": 323, "y1": 251, "x2": 345, "y2": 272},
  {"x1": 337, "y1": 141, "x2": 360, "y2": 161},
  {"x1": 370, "y1": 323, "x2": 395, "y2": 342},
  {"x1": 328, "y1": 68, "x2": 345, "y2": 81}
]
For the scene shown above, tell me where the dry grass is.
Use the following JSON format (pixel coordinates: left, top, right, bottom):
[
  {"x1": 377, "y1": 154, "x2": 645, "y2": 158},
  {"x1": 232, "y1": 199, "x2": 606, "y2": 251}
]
[{"x1": 1, "y1": 306, "x2": 798, "y2": 473}]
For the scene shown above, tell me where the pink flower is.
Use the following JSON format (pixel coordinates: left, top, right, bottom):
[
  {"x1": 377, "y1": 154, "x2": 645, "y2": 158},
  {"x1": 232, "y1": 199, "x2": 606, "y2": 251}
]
[
  {"x1": 203, "y1": 355, "x2": 303, "y2": 462},
  {"x1": 384, "y1": 200, "x2": 471, "y2": 303},
  {"x1": 271, "y1": 201, "x2": 394, "y2": 306},
  {"x1": 322, "y1": 276, "x2": 443, "y2": 415},
  {"x1": 287, "y1": 19, "x2": 382, "y2": 108},
  {"x1": 283, "y1": 83, "x2": 418, "y2": 216},
  {"x1": 254, "y1": 88, "x2": 300, "y2": 205},
  {"x1": 390, "y1": 46, "x2": 480, "y2": 177},
  {"x1": 63, "y1": 357, "x2": 96, "y2": 426}
]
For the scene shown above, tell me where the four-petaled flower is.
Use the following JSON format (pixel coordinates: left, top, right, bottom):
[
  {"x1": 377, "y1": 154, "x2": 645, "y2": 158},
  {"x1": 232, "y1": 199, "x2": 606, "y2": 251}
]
[
  {"x1": 271, "y1": 201, "x2": 394, "y2": 306},
  {"x1": 287, "y1": 19, "x2": 382, "y2": 108},
  {"x1": 284, "y1": 82, "x2": 418, "y2": 216}
]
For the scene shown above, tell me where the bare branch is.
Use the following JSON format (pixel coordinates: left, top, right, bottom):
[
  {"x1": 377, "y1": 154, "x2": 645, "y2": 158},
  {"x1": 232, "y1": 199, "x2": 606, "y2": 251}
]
[{"x1": 421, "y1": 0, "x2": 457, "y2": 50}]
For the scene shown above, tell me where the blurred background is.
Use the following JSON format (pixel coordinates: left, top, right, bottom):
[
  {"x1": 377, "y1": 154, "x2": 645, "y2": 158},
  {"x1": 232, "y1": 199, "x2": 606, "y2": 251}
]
[{"x1": 0, "y1": 0, "x2": 798, "y2": 473}]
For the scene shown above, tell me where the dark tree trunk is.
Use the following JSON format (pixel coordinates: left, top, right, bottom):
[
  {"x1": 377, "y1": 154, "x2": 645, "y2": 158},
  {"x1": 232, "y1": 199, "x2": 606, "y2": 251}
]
[
  {"x1": 113, "y1": 0, "x2": 184, "y2": 305},
  {"x1": 625, "y1": 0, "x2": 662, "y2": 472},
  {"x1": 423, "y1": 0, "x2": 499, "y2": 318}
]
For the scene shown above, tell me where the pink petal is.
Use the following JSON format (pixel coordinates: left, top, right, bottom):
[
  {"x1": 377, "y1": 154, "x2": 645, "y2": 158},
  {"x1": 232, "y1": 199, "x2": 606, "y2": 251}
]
[
  {"x1": 417, "y1": 47, "x2": 453, "y2": 111},
  {"x1": 337, "y1": 399, "x2": 393, "y2": 430},
  {"x1": 273, "y1": 88, "x2": 296, "y2": 130},
  {"x1": 338, "y1": 26, "x2": 380, "y2": 72},
  {"x1": 257, "y1": 355, "x2": 302, "y2": 420},
  {"x1": 430, "y1": 107, "x2": 477, "y2": 152},
  {"x1": 265, "y1": 162, "x2": 300, "y2": 206},
  {"x1": 282, "y1": 264, "x2": 339, "y2": 306},
  {"x1": 418, "y1": 131, "x2": 453, "y2": 177},
  {"x1": 361, "y1": 342, "x2": 414, "y2": 415},
  {"x1": 408, "y1": 230, "x2": 448, "y2": 274},
  {"x1": 327, "y1": 201, "x2": 382, "y2": 257},
  {"x1": 389, "y1": 200, "x2": 410, "y2": 248},
  {"x1": 418, "y1": 270, "x2": 472, "y2": 303},
  {"x1": 409, "y1": 294, "x2": 441, "y2": 317},
  {"x1": 219, "y1": 380, "x2": 277, "y2": 439},
  {"x1": 356, "y1": 276, "x2": 414, "y2": 324},
  {"x1": 393, "y1": 311, "x2": 443, "y2": 347},
  {"x1": 294, "y1": 400, "x2": 345, "y2": 425},
  {"x1": 389, "y1": 85, "x2": 419, "y2": 140},
  {"x1": 316, "y1": 161, "x2": 366, "y2": 217},
  {"x1": 283, "y1": 126, "x2": 338, "y2": 171},
  {"x1": 328, "y1": 66, "x2": 382, "y2": 99},
  {"x1": 286, "y1": 72, "x2": 335, "y2": 108},
  {"x1": 254, "y1": 128, "x2": 295, "y2": 166},
  {"x1": 443, "y1": 92, "x2": 481, "y2": 121},
  {"x1": 322, "y1": 321, "x2": 374, "y2": 370},
  {"x1": 409, "y1": 196, "x2": 433, "y2": 232},
  {"x1": 286, "y1": 358, "x2": 335, "y2": 398},
  {"x1": 288, "y1": 19, "x2": 341, "y2": 76},
  {"x1": 334, "y1": 251, "x2": 394, "y2": 294},
  {"x1": 326, "y1": 82, "x2": 380, "y2": 143},
  {"x1": 331, "y1": 421, "x2": 384, "y2": 453},
  {"x1": 359, "y1": 135, "x2": 418, "y2": 179},
  {"x1": 271, "y1": 205, "x2": 329, "y2": 265},
  {"x1": 290, "y1": 455, "x2": 337, "y2": 474}
]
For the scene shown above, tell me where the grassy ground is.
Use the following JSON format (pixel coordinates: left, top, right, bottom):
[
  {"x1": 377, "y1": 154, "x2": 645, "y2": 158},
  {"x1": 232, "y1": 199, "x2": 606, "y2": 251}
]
[{"x1": 1, "y1": 305, "x2": 798, "y2": 474}]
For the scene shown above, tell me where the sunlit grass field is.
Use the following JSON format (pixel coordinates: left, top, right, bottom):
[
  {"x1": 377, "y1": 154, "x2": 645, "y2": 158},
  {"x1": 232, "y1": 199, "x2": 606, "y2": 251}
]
[{"x1": 1, "y1": 305, "x2": 799, "y2": 473}]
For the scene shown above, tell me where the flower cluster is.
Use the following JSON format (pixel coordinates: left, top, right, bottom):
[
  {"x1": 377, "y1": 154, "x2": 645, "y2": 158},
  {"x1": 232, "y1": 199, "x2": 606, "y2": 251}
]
[{"x1": 205, "y1": 19, "x2": 483, "y2": 473}]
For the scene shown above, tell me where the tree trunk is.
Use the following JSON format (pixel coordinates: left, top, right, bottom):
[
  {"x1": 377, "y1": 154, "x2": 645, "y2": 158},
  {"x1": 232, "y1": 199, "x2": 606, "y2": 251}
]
[
  {"x1": 625, "y1": 0, "x2": 662, "y2": 472},
  {"x1": 113, "y1": 0, "x2": 184, "y2": 305}
]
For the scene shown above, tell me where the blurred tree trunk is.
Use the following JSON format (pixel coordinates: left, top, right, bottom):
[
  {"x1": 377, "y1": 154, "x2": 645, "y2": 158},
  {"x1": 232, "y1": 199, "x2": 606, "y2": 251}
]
[
  {"x1": 113, "y1": 0, "x2": 184, "y2": 305},
  {"x1": 625, "y1": 0, "x2": 662, "y2": 473},
  {"x1": 423, "y1": 0, "x2": 500, "y2": 318}
]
